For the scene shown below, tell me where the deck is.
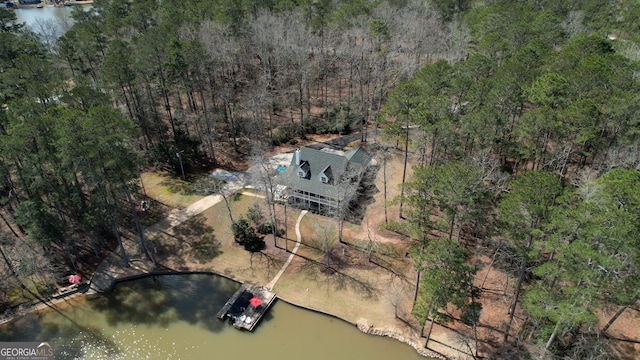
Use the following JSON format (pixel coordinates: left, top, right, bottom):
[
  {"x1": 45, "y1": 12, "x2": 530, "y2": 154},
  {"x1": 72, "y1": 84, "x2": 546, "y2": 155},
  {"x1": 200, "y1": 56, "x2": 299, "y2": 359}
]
[
  {"x1": 216, "y1": 283, "x2": 276, "y2": 331},
  {"x1": 52, "y1": 282, "x2": 90, "y2": 299}
]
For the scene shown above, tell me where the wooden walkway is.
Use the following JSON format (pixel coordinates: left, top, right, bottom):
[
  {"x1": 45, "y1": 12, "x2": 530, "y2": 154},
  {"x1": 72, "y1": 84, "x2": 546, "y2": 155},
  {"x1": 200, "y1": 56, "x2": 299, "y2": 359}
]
[
  {"x1": 52, "y1": 282, "x2": 90, "y2": 299},
  {"x1": 216, "y1": 283, "x2": 276, "y2": 331}
]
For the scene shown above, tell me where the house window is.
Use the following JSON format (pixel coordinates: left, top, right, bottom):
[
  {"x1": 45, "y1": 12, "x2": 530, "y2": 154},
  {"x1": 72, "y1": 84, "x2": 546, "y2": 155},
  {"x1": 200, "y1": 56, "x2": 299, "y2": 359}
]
[
  {"x1": 298, "y1": 170, "x2": 305, "y2": 177},
  {"x1": 321, "y1": 176, "x2": 328, "y2": 184}
]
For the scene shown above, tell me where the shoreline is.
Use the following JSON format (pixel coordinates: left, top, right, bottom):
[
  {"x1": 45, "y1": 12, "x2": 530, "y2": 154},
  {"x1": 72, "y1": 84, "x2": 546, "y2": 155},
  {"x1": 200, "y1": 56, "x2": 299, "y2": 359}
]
[
  {"x1": 97, "y1": 270, "x2": 446, "y2": 359},
  {"x1": 11, "y1": 0, "x2": 93, "y2": 9},
  {"x1": 0, "y1": 270, "x2": 443, "y2": 359},
  {"x1": 0, "y1": 173, "x2": 460, "y2": 359}
]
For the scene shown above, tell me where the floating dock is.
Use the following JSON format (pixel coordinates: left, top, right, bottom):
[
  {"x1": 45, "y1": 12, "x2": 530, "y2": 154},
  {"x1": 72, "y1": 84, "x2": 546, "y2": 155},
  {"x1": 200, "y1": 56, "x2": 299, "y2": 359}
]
[{"x1": 216, "y1": 283, "x2": 276, "y2": 331}]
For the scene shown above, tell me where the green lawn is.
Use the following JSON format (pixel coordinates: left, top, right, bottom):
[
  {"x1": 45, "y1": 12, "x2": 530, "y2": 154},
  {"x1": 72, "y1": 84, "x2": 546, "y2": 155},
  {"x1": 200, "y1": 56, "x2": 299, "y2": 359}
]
[{"x1": 141, "y1": 172, "x2": 204, "y2": 208}]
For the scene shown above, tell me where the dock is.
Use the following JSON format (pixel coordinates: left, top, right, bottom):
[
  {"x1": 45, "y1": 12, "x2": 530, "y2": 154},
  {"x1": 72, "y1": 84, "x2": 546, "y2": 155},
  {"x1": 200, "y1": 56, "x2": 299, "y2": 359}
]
[
  {"x1": 216, "y1": 283, "x2": 276, "y2": 331},
  {"x1": 52, "y1": 282, "x2": 90, "y2": 299}
]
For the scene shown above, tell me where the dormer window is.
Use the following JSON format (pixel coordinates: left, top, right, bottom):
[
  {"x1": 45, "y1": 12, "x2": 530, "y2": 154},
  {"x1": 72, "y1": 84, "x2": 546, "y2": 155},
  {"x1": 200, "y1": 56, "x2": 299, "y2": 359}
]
[
  {"x1": 319, "y1": 165, "x2": 332, "y2": 184},
  {"x1": 297, "y1": 161, "x2": 310, "y2": 178}
]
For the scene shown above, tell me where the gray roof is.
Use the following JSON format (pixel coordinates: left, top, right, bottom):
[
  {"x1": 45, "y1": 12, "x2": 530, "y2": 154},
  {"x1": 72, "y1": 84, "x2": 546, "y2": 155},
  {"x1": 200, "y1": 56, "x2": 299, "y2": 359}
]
[
  {"x1": 344, "y1": 147, "x2": 372, "y2": 171},
  {"x1": 278, "y1": 147, "x2": 371, "y2": 198}
]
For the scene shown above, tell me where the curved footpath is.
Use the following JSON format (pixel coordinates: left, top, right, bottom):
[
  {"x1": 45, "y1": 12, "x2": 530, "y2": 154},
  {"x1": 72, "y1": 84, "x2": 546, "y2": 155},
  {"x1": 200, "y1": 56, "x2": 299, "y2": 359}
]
[
  {"x1": 265, "y1": 210, "x2": 307, "y2": 290},
  {"x1": 4, "y1": 189, "x2": 447, "y2": 359},
  {"x1": 87, "y1": 192, "x2": 229, "y2": 294}
]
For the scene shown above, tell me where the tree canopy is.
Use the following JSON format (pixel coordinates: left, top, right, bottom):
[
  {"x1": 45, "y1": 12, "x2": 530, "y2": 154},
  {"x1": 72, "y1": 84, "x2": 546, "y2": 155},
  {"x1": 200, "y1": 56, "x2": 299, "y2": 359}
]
[{"x1": 1, "y1": 0, "x2": 640, "y2": 356}]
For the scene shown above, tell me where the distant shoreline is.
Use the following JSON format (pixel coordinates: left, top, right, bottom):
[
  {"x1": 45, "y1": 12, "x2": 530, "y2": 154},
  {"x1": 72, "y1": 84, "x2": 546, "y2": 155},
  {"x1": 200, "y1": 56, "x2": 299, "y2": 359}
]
[{"x1": 11, "y1": 0, "x2": 93, "y2": 9}]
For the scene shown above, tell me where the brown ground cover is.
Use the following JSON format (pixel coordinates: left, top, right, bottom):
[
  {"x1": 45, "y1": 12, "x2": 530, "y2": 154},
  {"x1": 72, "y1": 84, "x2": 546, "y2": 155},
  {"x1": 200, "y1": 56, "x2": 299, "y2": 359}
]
[
  {"x1": 140, "y1": 136, "x2": 639, "y2": 359},
  {"x1": 11, "y1": 133, "x2": 635, "y2": 359}
]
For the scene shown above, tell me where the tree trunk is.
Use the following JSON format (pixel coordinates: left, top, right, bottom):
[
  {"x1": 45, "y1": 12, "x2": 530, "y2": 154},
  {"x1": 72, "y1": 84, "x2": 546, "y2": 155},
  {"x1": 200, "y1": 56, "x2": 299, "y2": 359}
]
[
  {"x1": 297, "y1": 73, "x2": 305, "y2": 137},
  {"x1": 197, "y1": 82, "x2": 216, "y2": 164},
  {"x1": 504, "y1": 250, "x2": 528, "y2": 341},
  {"x1": 383, "y1": 151, "x2": 388, "y2": 224},
  {"x1": 545, "y1": 322, "x2": 560, "y2": 351},
  {"x1": 425, "y1": 316, "x2": 436, "y2": 347},
  {"x1": 224, "y1": 100, "x2": 239, "y2": 152},
  {"x1": 539, "y1": 130, "x2": 550, "y2": 170},
  {"x1": 113, "y1": 221, "x2": 129, "y2": 267},
  {"x1": 429, "y1": 130, "x2": 438, "y2": 166},
  {"x1": 481, "y1": 244, "x2": 500, "y2": 289},
  {"x1": 156, "y1": 55, "x2": 178, "y2": 145},
  {"x1": 337, "y1": 202, "x2": 345, "y2": 243},
  {"x1": 448, "y1": 212, "x2": 456, "y2": 241},
  {"x1": 261, "y1": 168, "x2": 278, "y2": 247},
  {"x1": 474, "y1": 321, "x2": 479, "y2": 358},
  {"x1": 284, "y1": 202, "x2": 288, "y2": 252},
  {"x1": 0, "y1": 211, "x2": 20, "y2": 239},
  {"x1": 221, "y1": 192, "x2": 234, "y2": 224},
  {"x1": 119, "y1": 83, "x2": 135, "y2": 121},
  {"x1": 601, "y1": 305, "x2": 628, "y2": 335},
  {"x1": 399, "y1": 126, "x2": 410, "y2": 219},
  {"x1": 413, "y1": 269, "x2": 422, "y2": 305},
  {"x1": 124, "y1": 185, "x2": 154, "y2": 266}
]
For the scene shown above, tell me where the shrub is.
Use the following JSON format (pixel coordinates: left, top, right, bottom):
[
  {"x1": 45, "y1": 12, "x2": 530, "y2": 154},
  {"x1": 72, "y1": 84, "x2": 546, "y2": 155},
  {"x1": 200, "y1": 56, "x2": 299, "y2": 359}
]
[
  {"x1": 232, "y1": 218, "x2": 265, "y2": 252},
  {"x1": 246, "y1": 203, "x2": 264, "y2": 225}
]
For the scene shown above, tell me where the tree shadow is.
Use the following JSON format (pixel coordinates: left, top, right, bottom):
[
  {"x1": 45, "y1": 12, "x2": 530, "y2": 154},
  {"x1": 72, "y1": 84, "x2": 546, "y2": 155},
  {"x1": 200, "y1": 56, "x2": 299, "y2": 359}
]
[
  {"x1": 150, "y1": 214, "x2": 222, "y2": 269},
  {"x1": 296, "y1": 255, "x2": 378, "y2": 300},
  {"x1": 90, "y1": 274, "x2": 239, "y2": 334},
  {"x1": 159, "y1": 178, "x2": 197, "y2": 196},
  {"x1": 330, "y1": 269, "x2": 378, "y2": 299},
  {"x1": 336, "y1": 240, "x2": 410, "y2": 281},
  {"x1": 249, "y1": 251, "x2": 285, "y2": 280},
  {"x1": 346, "y1": 164, "x2": 380, "y2": 225},
  {"x1": 136, "y1": 194, "x2": 174, "y2": 226},
  {"x1": 423, "y1": 313, "x2": 511, "y2": 359},
  {"x1": 603, "y1": 335, "x2": 639, "y2": 360}
]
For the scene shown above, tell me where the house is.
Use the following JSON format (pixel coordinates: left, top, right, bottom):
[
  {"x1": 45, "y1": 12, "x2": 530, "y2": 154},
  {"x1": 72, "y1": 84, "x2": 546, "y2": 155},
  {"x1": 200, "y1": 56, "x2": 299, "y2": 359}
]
[{"x1": 278, "y1": 147, "x2": 372, "y2": 210}]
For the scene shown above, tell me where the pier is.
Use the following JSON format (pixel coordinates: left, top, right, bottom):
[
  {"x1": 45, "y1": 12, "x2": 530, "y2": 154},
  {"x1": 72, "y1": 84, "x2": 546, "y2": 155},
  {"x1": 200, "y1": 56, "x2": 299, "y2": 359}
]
[
  {"x1": 52, "y1": 282, "x2": 90, "y2": 299},
  {"x1": 216, "y1": 283, "x2": 276, "y2": 331}
]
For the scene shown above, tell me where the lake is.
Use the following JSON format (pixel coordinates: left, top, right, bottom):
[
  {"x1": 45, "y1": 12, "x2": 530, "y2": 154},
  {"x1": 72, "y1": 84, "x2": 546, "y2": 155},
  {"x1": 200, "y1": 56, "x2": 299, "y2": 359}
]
[
  {"x1": 0, "y1": 274, "x2": 426, "y2": 359},
  {"x1": 14, "y1": 5, "x2": 88, "y2": 35}
]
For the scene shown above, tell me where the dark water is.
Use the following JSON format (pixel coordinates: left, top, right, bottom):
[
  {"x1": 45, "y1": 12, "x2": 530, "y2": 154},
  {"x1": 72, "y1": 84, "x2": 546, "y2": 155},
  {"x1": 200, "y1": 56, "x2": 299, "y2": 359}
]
[{"x1": 0, "y1": 274, "x2": 425, "y2": 359}]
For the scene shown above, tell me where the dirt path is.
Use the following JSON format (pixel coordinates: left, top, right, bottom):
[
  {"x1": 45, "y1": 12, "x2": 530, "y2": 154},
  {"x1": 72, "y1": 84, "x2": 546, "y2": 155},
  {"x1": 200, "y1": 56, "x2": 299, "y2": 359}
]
[{"x1": 88, "y1": 184, "x2": 247, "y2": 294}]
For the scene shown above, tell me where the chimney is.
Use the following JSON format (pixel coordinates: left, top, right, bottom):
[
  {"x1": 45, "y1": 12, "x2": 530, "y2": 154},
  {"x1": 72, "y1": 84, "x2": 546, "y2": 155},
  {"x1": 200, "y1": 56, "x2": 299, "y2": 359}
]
[{"x1": 295, "y1": 148, "x2": 301, "y2": 165}]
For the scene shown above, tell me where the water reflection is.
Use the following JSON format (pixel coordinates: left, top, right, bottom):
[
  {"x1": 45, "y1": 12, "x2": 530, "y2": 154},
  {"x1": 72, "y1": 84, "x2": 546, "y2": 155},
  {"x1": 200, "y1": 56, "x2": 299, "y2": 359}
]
[
  {"x1": 0, "y1": 274, "x2": 425, "y2": 360},
  {"x1": 14, "y1": 6, "x2": 75, "y2": 34},
  {"x1": 90, "y1": 275, "x2": 235, "y2": 333}
]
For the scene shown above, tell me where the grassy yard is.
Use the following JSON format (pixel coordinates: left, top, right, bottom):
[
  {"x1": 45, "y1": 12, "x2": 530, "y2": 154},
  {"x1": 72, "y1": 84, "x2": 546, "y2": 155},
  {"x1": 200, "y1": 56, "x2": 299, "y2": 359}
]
[
  {"x1": 271, "y1": 208, "x2": 419, "y2": 338},
  {"x1": 150, "y1": 194, "x2": 288, "y2": 286},
  {"x1": 140, "y1": 142, "x2": 434, "y2": 354},
  {"x1": 140, "y1": 172, "x2": 204, "y2": 208},
  {"x1": 273, "y1": 241, "x2": 418, "y2": 335}
]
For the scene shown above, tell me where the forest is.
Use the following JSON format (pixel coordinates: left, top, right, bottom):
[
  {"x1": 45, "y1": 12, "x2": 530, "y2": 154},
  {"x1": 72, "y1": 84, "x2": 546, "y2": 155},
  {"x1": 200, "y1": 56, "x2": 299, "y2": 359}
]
[{"x1": 1, "y1": 0, "x2": 639, "y2": 358}]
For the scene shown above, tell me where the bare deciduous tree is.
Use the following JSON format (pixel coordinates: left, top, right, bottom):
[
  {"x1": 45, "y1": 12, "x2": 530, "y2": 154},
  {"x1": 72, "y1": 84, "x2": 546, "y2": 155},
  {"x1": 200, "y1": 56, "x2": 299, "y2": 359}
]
[{"x1": 249, "y1": 147, "x2": 281, "y2": 245}]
